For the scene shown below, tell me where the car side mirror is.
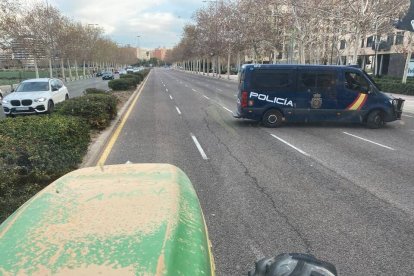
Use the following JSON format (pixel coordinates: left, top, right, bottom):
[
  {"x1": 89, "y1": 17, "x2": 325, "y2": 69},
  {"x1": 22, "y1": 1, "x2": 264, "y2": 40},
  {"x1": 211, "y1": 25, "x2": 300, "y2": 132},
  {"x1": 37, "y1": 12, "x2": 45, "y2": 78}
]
[{"x1": 52, "y1": 86, "x2": 59, "y2": 92}]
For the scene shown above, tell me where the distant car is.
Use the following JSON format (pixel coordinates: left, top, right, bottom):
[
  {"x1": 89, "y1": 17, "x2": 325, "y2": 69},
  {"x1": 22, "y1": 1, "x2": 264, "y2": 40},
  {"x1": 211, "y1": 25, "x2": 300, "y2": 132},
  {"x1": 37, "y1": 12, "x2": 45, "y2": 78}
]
[
  {"x1": 102, "y1": 72, "x2": 114, "y2": 80},
  {"x1": 96, "y1": 71, "x2": 104, "y2": 77},
  {"x1": 114, "y1": 70, "x2": 119, "y2": 74},
  {"x1": 119, "y1": 70, "x2": 127, "y2": 75},
  {"x1": 2, "y1": 78, "x2": 69, "y2": 116}
]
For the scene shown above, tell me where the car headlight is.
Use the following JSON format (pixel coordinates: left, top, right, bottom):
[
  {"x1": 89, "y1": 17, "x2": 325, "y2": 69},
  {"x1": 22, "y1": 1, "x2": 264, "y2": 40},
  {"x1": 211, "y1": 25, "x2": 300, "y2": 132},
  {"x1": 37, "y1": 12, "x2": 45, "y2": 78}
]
[
  {"x1": 34, "y1": 97, "x2": 47, "y2": 103},
  {"x1": 2, "y1": 99, "x2": 8, "y2": 104}
]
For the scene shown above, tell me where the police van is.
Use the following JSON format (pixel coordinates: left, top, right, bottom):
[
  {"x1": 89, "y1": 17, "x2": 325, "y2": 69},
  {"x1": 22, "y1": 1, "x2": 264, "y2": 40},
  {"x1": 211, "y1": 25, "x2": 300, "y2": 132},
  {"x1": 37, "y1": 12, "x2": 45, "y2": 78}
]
[{"x1": 234, "y1": 64, "x2": 405, "y2": 128}]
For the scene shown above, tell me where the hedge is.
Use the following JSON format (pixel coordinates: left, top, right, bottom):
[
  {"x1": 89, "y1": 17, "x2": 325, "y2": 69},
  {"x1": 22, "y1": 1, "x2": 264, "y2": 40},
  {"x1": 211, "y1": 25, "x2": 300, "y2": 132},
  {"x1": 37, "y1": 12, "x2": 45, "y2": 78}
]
[
  {"x1": 0, "y1": 115, "x2": 90, "y2": 222},
  {"x1": 55, "y1": 94, "x2": 118, "y2": 130},
  {"x1": 108, "y1": 78, "x2": 135, "y2": 90},
  {"x1": 120, "y1": 74, "x2": 141, "y2": 86},
  {"x1": 372, "y1": 77, "x2": 414, "y2": 95},
  {"x1": 83, "y1": 88, "x2": 108, "y2": 95}
]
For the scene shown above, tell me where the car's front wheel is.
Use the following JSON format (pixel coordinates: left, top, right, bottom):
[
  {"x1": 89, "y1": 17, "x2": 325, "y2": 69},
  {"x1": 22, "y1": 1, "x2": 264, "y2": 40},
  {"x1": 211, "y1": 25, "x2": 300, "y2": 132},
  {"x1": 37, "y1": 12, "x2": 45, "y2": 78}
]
[
  {"x1": 366, "y1": 110, "x2": 384, "y2": 129},
  {"x1": 65, "y1": 94, "x2": 69, "y2": 101},
  {"x1": 47, "y1": 100, "x2": 54, "y2": 114}
]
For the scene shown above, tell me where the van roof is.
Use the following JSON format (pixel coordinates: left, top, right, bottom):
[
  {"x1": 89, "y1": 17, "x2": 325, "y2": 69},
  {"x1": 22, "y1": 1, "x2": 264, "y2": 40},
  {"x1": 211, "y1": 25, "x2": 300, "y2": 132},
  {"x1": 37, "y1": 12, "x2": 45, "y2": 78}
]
[{"x1": 242, "y1": 64, "x2": 361, "y2": 71}]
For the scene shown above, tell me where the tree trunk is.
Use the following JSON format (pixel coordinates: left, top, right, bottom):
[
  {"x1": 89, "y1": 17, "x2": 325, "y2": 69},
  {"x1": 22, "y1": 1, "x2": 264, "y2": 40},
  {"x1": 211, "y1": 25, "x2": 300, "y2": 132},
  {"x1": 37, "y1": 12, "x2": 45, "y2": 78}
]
[
  {"x1": 61, "y1": 58, "x2": 65, "y2": 81},
  {"x1": 67, "y1": 59, "x2": 73, "y2": 81},
  {"x1": 227, "y1": 48, "x2": 231, "y2": 80},
  {"x1": 34, "y1": 57, "x2": 39, "y2": 78},
  {"x1": 403, "y1": 33, "x2": 413, "y2": 84},
  {"x1": 74, "y1": 60, "x2": 79, "y2": 79},
  {"x1": 49, "y1": 58, "x2": 53, "y2": 78},
  {"x1": 83, "y1": 60, "x2": 86, "y2": 78}
]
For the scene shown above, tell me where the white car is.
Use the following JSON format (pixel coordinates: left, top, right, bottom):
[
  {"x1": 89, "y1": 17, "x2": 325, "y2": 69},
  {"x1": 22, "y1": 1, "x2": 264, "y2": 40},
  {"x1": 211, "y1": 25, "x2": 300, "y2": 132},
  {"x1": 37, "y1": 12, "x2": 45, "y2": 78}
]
[{"x1": 2, "y1": 78, "x2": 69, "y2": 116}]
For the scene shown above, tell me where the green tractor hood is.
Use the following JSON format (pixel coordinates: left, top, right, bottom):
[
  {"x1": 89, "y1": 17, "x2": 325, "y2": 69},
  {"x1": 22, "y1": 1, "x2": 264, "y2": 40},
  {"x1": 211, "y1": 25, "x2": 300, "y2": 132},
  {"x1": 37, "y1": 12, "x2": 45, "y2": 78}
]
[{"x1": 0, "y1": 164, "x2": 214, "y2": 275}]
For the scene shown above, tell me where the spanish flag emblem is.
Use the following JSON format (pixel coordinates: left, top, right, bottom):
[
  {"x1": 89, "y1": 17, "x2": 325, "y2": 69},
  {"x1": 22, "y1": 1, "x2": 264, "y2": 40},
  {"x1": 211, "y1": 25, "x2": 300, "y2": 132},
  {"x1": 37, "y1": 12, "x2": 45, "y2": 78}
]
[{"x1": 347, "y1": 93, "x2": 368, "y2": 110}]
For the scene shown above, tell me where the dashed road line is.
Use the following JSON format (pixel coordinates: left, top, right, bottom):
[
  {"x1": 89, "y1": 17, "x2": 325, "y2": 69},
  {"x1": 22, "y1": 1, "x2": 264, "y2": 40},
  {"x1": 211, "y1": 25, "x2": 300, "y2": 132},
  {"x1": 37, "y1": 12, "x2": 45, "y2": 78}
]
[
  {"x1": 220, "y1": 105, "x2": 234, "y2": 114},
  {"x1": 203, "y1": 95, "x2": 210, "y2": 100},
  {"x1": 169, "y1": 95, "x2": 173, "y2": 100},
  {"x1": 175, "y1": 106, "x2": 182, "y2": 115},
  {"x1": 166, "y1": 88, "x2": 168, "y2": 92},
  {"x1": 270, "y1": 134, "x2": 310, "y2": 157},
  {"x1": 191, "y1": 133, "x2": 209, "y2": 160},
  {"x1": 343, "y1": 132, "x2": 395, "y2": 150}
]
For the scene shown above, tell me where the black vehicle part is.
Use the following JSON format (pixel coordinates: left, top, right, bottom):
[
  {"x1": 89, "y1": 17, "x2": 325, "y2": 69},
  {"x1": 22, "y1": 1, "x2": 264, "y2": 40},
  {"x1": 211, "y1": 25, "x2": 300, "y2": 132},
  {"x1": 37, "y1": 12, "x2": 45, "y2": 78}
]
[
  {"x1": 47, "y1": 100, "x2": 54, "y2": 114},
  {"x1": 366, "y1": 110, "x2": 384, "y2": 129},
  {"x1": 262, "y1": 109, "x2": 283, "y2": 128},
  {"x1": 248, "y1": 253, "x2": 337, "y2": 276}
]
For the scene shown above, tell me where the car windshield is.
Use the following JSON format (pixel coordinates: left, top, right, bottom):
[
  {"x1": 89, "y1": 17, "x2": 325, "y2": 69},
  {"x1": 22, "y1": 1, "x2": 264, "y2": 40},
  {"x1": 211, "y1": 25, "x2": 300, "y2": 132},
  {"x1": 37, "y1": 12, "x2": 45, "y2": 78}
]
[{"x1": 15, "y1": 82, "x2": 49, "y2": 92}]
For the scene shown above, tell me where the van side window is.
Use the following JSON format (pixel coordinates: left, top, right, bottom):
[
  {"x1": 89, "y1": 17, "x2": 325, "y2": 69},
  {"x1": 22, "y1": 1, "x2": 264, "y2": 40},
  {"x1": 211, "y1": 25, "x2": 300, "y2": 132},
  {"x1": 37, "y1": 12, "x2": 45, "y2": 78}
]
[
  {"x1": 318, "y1": 73, "x2": 337, "y2": 99},
  {"x1": 344, "y1": 71, "x2": 369, "y2": 93},
  {"x1": 299, "y1": 73, "x2": 317, "y2": 89},
  {"x1": 299, "y1": 72, "x2": 336, "y2": 98},
  {"x1": 251, "y1": 70, "x2": 293, "y2": 92}
]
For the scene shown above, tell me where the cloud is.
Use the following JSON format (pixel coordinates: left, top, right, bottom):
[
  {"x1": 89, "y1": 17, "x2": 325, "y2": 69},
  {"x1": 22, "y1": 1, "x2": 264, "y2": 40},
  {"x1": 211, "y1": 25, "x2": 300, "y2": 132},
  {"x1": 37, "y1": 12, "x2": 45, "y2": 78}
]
[{"x1": 50, "y1": 0, "x2": 202, "y2": 48}]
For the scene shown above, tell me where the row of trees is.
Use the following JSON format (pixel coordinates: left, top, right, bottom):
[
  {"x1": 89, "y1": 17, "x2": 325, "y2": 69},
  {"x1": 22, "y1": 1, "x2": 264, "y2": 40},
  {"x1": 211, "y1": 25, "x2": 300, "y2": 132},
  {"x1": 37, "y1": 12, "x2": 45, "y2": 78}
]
[
  {"x1": 166, "y1": 0, "x2": 409, "y2": 78},
  {"x1": 0, "y1": 0, "x2": 137, "y2": 79}
]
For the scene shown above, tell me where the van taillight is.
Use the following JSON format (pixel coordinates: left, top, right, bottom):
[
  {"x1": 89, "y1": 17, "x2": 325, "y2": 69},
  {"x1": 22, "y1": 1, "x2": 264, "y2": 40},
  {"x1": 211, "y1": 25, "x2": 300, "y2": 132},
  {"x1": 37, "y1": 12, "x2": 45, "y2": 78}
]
[{"x1": 241, "y1": 91, "x2": 248, "y2": 108}]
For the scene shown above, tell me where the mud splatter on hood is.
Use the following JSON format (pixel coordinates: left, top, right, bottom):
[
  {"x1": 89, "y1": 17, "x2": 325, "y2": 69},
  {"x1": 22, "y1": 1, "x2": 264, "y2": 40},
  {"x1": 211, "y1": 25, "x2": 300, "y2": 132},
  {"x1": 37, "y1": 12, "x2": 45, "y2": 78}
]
[{"x1": 0, "y1": 164, "x2": 213, "y2": 275}]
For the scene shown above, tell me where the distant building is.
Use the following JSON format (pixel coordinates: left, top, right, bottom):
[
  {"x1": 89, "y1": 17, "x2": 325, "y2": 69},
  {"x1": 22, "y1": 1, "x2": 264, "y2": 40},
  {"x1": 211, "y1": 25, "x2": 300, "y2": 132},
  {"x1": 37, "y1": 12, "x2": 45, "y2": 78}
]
[
  {"x1": 137, "y1": 48, "x2": 151, "y2": 60},
  {"x1": 152, "y1": 47, "x2": 168, "y2": 61}
]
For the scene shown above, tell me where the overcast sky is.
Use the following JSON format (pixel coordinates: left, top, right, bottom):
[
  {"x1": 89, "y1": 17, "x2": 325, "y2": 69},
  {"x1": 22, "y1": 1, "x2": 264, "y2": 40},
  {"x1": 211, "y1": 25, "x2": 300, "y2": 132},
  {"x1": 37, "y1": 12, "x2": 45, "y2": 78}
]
[{"x1": 48, "y1": 0, "x2": 205, "y2": 49}]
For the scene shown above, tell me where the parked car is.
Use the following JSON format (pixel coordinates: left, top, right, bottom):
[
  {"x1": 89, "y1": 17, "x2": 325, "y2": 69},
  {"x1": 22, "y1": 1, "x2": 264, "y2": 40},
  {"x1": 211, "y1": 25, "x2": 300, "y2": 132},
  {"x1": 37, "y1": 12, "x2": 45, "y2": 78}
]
[
  {"x1": 102, "y1": 72, "x2": 114, "y2": 80},
  {"x1": 119, "y1": 69, "x2": 127, "y2": 75},
  {"x1": 96, "y1": 71, "x2": 104, "y2": 77},
  {"x1": 2, "y1": 78, "x2": 69, "y2": 116}
]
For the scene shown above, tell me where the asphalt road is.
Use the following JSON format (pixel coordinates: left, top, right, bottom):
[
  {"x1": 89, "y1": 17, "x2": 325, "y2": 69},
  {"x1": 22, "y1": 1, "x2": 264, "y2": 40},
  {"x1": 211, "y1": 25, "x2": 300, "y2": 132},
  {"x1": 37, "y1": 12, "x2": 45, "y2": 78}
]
[
  {"x1": 103, "y1": 68, "x2": 414, "y2": 275},
  {"x1": 65, "y1": 76, "x2": 110, "y2": 98}
]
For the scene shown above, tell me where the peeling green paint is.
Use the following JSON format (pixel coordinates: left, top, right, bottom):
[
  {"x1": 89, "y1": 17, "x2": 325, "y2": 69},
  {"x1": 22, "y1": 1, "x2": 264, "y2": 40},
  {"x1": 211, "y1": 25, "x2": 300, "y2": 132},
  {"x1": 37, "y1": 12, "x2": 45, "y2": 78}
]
[{"x1": 0, "y1": 164, "x2": 214, "y2": 275}]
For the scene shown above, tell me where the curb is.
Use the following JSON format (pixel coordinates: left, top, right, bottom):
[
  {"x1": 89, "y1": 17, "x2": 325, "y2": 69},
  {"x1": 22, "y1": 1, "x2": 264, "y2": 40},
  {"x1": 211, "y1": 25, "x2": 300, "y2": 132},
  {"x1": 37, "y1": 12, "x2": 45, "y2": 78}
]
[{"x1": 80, "y1": 80, "x2": 145, "y2": 168}]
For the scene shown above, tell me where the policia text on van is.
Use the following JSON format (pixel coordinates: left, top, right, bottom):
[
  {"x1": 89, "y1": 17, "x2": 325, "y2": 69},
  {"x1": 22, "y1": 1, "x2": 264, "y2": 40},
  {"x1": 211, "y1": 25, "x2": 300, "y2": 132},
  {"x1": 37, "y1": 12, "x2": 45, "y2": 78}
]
[{"x1": 234, "y1": 65, "x2": 405, "y2": 129}]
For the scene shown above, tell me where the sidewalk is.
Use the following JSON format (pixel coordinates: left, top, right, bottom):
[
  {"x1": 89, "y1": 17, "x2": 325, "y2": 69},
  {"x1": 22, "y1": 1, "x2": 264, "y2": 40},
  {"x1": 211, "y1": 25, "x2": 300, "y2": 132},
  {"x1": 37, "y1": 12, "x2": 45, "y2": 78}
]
[{"x1": 386, "y1": 92, "x2": 414, "y2": 114}]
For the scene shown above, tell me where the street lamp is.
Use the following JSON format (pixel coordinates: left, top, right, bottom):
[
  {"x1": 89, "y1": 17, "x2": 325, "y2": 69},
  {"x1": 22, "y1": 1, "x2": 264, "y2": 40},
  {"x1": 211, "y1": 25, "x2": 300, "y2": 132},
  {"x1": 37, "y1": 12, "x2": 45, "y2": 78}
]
[{"x1": 137, "y1": 35, "x2": 141, "y2": 62}]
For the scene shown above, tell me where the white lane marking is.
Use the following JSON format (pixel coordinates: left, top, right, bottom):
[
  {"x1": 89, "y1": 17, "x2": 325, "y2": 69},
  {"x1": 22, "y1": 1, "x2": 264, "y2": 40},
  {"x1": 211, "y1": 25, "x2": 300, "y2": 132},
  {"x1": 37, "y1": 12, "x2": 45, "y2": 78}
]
[
  {"x1": 403, "y1": 114, "x2": 414, "y2": 118},
  {"x1": 166, "y1": 88, "x2": 168, "y2": 92},
  {"x1": 270, "y1": 134, "x2": 310, "y2": 157},
  {"x1": 191, "y1": 133, "x2": 209, "y2": 160},
  {"x1": 217, "y1": 88, "x2": 223, "y2": 92},
  {"x1": 234, "y1": 94, "x2": 238, "y2": 97},
  {"x1": 169, "y1": 95, "x2": 173, "y2": 100},
  {"x1": 163, "y1": 84, "x2": 166, "y2": 87},
  {"x1": 343, "y1": 132, "x2": 395, "y2": 150},
  {"x1": 220, "y1": 105, "x2": 234, "y2": 114},
  {"x1": 203, "y1": 95, "x2": 210, "y2": 100},
  {"x1": 192, "y1": 88, "x2": 198, "y2": 92},
  {"x1": 176, "y1": 106, "x2": 182, "y2": 115},
  {"x1": 125, "y1": 160, "x2": 133, "y2": 164}
]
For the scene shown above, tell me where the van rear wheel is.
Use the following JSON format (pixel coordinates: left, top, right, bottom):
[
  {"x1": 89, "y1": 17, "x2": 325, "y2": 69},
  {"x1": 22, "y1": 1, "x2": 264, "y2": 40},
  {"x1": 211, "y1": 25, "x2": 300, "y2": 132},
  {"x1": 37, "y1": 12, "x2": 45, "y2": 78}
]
[
  {"x1": 366, "y1": 110, "x2": 384, "y2": 129},
  {"x1": 262, "y1": 109, "x2": 283, "y2": 128}
]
